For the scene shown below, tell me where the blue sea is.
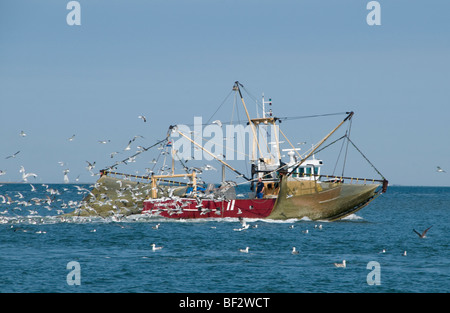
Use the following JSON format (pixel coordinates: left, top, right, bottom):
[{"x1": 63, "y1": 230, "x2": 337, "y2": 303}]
[{"x1": 0, "y1": 183, "x2": 448, "y2": 293}]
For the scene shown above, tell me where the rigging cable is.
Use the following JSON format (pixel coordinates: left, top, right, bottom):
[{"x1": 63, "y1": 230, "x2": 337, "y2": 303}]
[
  {"x1": 341, "y1": 118, "x2": 352, "y2": 177},
  {"x1": 346, "y1": 137, "x2": 386, "y2": 180}
]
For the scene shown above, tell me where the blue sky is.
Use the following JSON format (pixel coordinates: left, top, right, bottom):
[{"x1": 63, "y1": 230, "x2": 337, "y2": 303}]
[{"x1": 1, "y1": 0, "x2": 449, "y2": 186}]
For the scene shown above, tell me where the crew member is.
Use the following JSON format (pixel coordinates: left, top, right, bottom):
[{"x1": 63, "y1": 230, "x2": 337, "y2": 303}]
[{"x1": 256, "y1": 178, "x2": 265, "y2": 199}]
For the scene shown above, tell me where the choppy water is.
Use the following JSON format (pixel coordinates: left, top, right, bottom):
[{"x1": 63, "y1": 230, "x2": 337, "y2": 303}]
[{"x1": 0, "y1": 183, "x2": 448, "y2": 293}]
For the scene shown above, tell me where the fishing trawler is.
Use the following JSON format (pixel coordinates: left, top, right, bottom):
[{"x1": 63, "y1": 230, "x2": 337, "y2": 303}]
[
  {"x1": 139, "y1": 81, "x2": 387, "y2": 221},
  {"x1": 80, "y1": 81, "x2": 387, "y2": 221}
]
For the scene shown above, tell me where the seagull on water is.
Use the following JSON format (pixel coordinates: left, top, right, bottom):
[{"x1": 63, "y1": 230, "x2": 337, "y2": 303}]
[
  {"x1": 413, "y1": 225, "x2": 432, "y2": 238},
  {"x1": 152, "y1": 223, "x2": 160, "y2": 230},
  {"x1": 151, "y1": 243, "x2": 163, "y2": 251},
  {"x1": 291, "y1": 247, "x2": 299, "y2": 255},
  {"x1": 334, "y1": 260, "x2": 346, "y2": 268},
  {"x1": 239, "y1": 247, "x2": 249, "y2": 253}
]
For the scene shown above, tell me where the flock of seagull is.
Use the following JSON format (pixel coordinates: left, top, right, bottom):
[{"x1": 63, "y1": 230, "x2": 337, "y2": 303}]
[
  {"x1": 0, "y1": 184, "x2": 89, "y2": 217},
  {"x1": 148, "y1": 219, "x2": 434, "y2": 268},
  {"x1": 1, "y1": 115, "x2": 150, "y2": 183},
  {"x1": 0, "y1": 178, "x2": 434, "y2": 269},
  {"x1": 1, "y1": 118, "x2": 438, "y2": 270}
]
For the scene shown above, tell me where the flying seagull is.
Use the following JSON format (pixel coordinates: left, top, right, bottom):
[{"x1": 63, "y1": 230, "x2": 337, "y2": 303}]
[
  {"x1": 124, "y1": 140, "x2": 132, "y2": 151},
  {"x1": 138, "y1": 115, "x2": 147, "y2": 123},
  {"x1": 436, "y1": 166, "x2": 446, "y2": 173},
  {"x1": 5, "y1": 151, "x2": 20, "y2": 159},
  {"x1": 86, "y1": 161, "x2": 96, "y2": 171},
  {"x1": 19, "y1": 166, "x2": 37, "y2": 182},
  {"x1": 211, "y1": 120, "x2": 222, "y2": 127},
  {"x1": 63, "y1": 169, "x2": 70, "y2": 183},
  {"x1": 413, "y1": 225, "x2": 432, "y2": 238},
  {"x1": 19, "y1": 130, "x2": 27, "y2": 137}
]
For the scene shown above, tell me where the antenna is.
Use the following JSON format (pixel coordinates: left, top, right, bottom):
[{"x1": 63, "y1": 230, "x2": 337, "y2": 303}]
[{"x1": 262, "y1": 94, "x2": 272, "y2": 118}]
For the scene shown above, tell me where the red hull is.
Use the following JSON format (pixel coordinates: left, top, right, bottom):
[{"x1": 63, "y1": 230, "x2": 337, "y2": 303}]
[{"x1": 143, "y1": 198, "x2": 276, "y2": 219}]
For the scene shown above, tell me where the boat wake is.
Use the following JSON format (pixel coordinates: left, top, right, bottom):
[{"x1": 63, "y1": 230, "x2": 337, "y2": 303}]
[
  {"x1": 341, "y1": 213, "x2": 364, "y2": 221},
  {"x1": 0, "y1": 212, "x2": 334, "y2": 226}
]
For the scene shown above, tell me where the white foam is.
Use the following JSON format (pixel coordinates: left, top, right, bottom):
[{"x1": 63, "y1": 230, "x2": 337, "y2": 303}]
[{"x1": 341, "y1": 214, "x2": 363, "y2": 221}]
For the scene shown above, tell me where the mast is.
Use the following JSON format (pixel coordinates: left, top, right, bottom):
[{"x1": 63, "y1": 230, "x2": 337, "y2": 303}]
[{"x1": 234, "y1": 81, "x2": 264, "y2": 161}]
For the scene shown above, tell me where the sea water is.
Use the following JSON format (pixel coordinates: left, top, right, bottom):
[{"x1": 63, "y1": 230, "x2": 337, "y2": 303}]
[{"x1": 0, "y1": 183, "x2": 448, "y2": 293}]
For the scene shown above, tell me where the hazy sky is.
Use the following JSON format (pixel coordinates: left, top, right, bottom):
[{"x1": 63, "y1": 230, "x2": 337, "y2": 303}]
[{"x1": 1, "y1": 0, "x2": 449, "y2": 186}]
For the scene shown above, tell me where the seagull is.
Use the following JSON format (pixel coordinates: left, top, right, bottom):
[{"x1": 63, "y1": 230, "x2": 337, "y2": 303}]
[
  {"x1": 0, "y1": 170, "x2": 6, "y2": 176},
  {"x1": 68, "y1": 134, "x2": 76, "y2": 141},
  {"x1": 239, "y1": 247, "x2": 249, "y2": 253},
  {"x1": 151, "y1": 243, "x2": 163, "y2": 251},
  {"x1": 19, "y1": 166, "x2": 37, "y2": 182},
  {"x1": 5, "y1": 151, "x2": 20, "y2": 159},
  {"x1": 233, "y1": 218, "x2": 249, "y2": 231},
  {"x1": 413, "y1": 226, "x2": 432, "y2": 238},
  {"x1": 211, "y1": 120, "x2": 222, "y2": 127},
  {"x1": 291, "y1": 247, "x2": 299, "y2": 255},
  {"x1": 402, "y1": 251, "x2": 407, "y2": 256},
  {"x1": 19, "y1": 130, "x2": 27, "y2": 137},
  {"x1": 124, "y1": 140, "x2": 132, "y2": 151},
  {"x1": 138, "y1": 115, "x2": 147, "y2": 123},
  {"x1": 63, "y1": 169, "x2": 70, "y2": 183},
  {"x1": 202, "y1": 164, "x2": 217, "y2": 171},
  {"x1": 98, "y1": 140, "x2": 110, "y2": 144},
  {"x1": 86, "y1": 161, "x2": 96, "y2": 171},
  {"x1": 334, "y1": 260, "x2": 346, "y2": 268},
  {"x1": 132, "y1": 135, "x2": 145, "y2": 141},
  {"x1": 436, "y1": 166, "x2": 446, "y2": 173},
  {"x1": 152, "y1": 223, "x2": 160, "y2": 230}
]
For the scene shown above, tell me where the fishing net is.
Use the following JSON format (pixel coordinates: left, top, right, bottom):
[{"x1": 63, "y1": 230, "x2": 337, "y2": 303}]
[{"x1": 72, "y1": 175, "x2": 187, "y2": 217}]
